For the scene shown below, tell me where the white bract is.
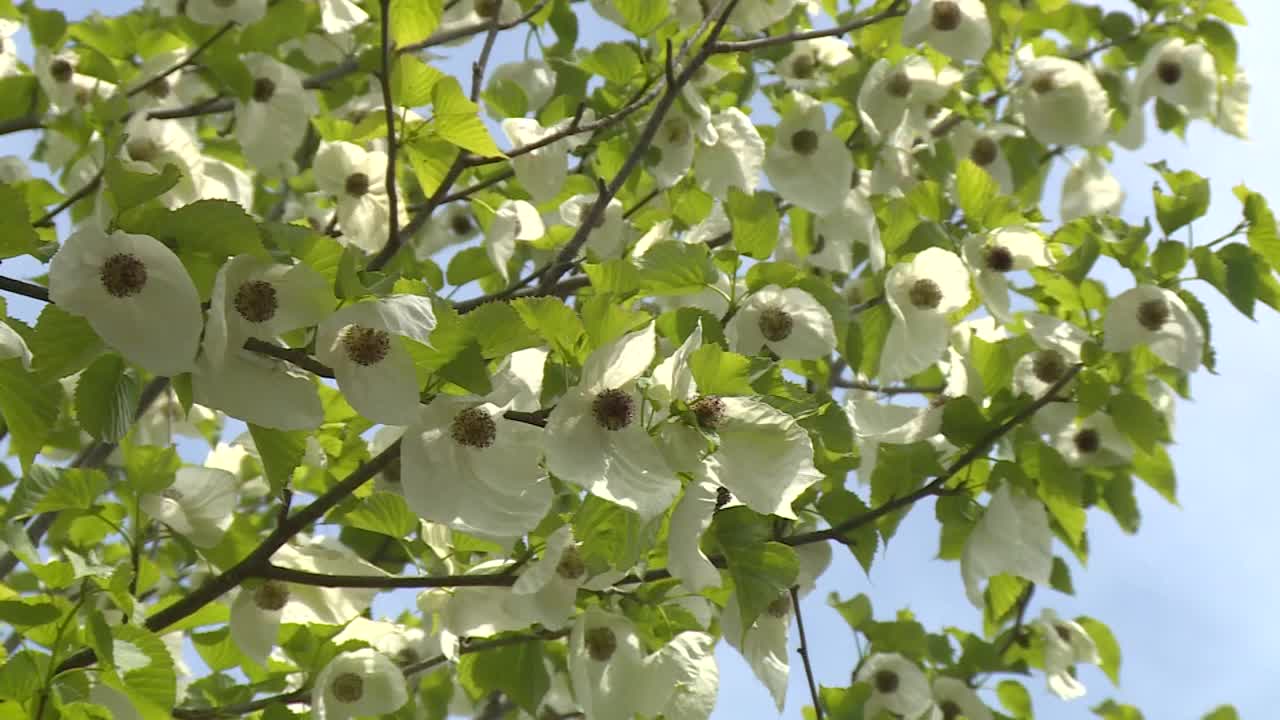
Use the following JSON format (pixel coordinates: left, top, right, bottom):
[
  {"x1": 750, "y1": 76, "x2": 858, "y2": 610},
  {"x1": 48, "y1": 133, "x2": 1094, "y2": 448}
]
[
  {"x1": 318, "y1": 0, "x2": 368, "y2": 33},
  {"x1": 812, "y1": 185, "x2": 882, "y2": 274},
  {"x1": 881, "y1": 247, "x2": 972, "y2": 382},
  {"x1": 928, "y1": 677, "x2": 994, "y2": 720},
  {"x1": 0, "y1": 320, "x2": 32, "y2": 369},
  {"x1": 952, "y1": 121, "x2": 1024, "y2": 196},
  {"x1": 1060, "y1": 154, "x2": 1125, "y2": 221},
  {"x1": 204, "y1": 254, "x2": 332, "y2": 366},
  {"x1": 193, "y1": 346, "x2": 324, "y2": 430},
  {"x1": 1035, "y1": 609, "x2": 1101, "y2": 700},
  {"x1": 902, "y1": 0, "x2": 992, "y2": 62},
  {"x1": 960, "y1": 483, "x2": 1053, "y2": 607},
  {"x1": 560, "y1": 193, "x2": 629, "y2": 260},
  {"x1": 485, "y1": 199, "x2": 545, "y2": 279},
  {"x1": 140, "y1": 467, "x2": 238, "y2": 548},
  {"x1": 0, "y1": 20, "x2": 19, "y2": 78},
  {"x1": 186, "y1": 0, "x2": 267, "y2": 25},
  {"x1": 962, "y1": 226, "x2": 1051, "y2": 322},
  {"x1": 314, "y1": 141, "x2": 394, "y2": 254},
  {"x1": 695, "y1": 108, "x2": 765, "y2": 199},
  {"x1": 726, "y1": 284, "x2": 836, "y2": 360},
  {"x1": 312, "y1": 649, "x2": 408, "y2": 720},
  {"x1": 856, "y1": 652, "x2": 933, "y2": 719},
  {"x1": 776, "y1": 37, "x2": 852, "y2": 89},
  {"x1": 235, "y1": 54, "x2": 315, "y2": 175},
  {"x1": 485, "y1": 60, "x2": 556, "y2": 118},
  {"x1": 1017, "y1": 56, "x2": 1110, "y2": 147},
  {"x1": 501, "y1": 115, "x2": 592, "y2": 203},
  {"x1": 1135, "y1": 38, "x2": 1218, "y2": 119},
  {"x1": 858, "y1": 56, "x2": 962, "y2": 143},
  {"x1": 49, "y1": 226, "x2": 202, "y2": 376},
  {"x1": 1103, "y1": 285, "x2": 1204, "y2": 373},
  {"x1": 764, "y1": 93, "x2": 852, "y2": 215}
]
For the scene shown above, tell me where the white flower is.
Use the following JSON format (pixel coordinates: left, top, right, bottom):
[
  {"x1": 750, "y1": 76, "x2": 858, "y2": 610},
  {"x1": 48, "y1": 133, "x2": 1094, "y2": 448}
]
[
  {"x1": 1013, "y1": 313, "x2": 1087, "y2": 397},
  {"x1": 1047, "y1": 407, "x2": 1132, "y2": 467},
  {"x1": 49, "y1": 226, "x2": 202, "y2": 376},
  {"x1": 205, "y1": 441, "x2": 250, "y2": 477},
  {"x1": 902, "y1": 0, "x2": 991, "y2": 62},
  {"x1": 0, "y1": 20, "x2": 20, "y2": 78},
  {"x1": 318, "y1": 0, "x2": 368, "y2": 34},
  {"x1": 960, "y1": 483, "x2": 1053, "y2": 608},
  {"x1": 870, "y1": 123, "x2": 920, "y2": 196},
  {"x1": 140, "y1": 467, "x2": 237, "y2": 548},
  {"x1": 1017, "y1": 57, "x2": 1110, "y2": 146},
  {"x1": 776, "y1": 37, "x2": 852, "y2": 89},
  {"x1": 813, "y1": 186, "x2": 882, "y2": 274},
  {"x1": 928, "y1": 677, "x2": 993, "y2": 720},
  {"x1": 1214, "y1": 68, "x2": 1250, "y2": 139},
  {"x1": 487, "y1": 346, "x2": 549, "y2": 412},
  {"x1": 1034, "y1": 609, "x2": 1100, "y2": 700},
  {"x1": 646, "y1": 631, "x2": 720, "y2": 720},
  {"x1": 128, "y1": 49, "x2": 196, "y2": 113},
  {"x1": 1102, "y1": 285, "x2": 1203, "y2": 373},
  {"x1": 0, "y1": 320, "x2": 32, "y2": 369},
  {"x1": 545, "y1": 323, "x2": 679, "y2": 520},
  {"x1": 312, "y1": 649, "x2": 408, "y2": 720},
  {"x1": 130, "y1": 389, "x2": 217, "y2": 448},
  {"x1": 857, "y1": 652, "x2": 934, "y2": 719},
  {"x1": 1135, "y1": 38, "x2": 1217, "y2": 119},
  {"x1": 666, "y1": 480, "x2": 723, "y2": 592},
  {"x1": 193, "y1": 347, "x2": 324, "y2": 430},
  {"x1": 764, "y1": 93, "x2": 852, "y2": 215},
  {"x1": 501, "y1": 114, "x2": 592, "y2": 203},
  {"x1": 230, "y1": 538, "x2": 384, "y2": 665},
  {"x1": 881, "y1": 247, "x2": 972, "y2": 382},
  {"x1": 568, "y1": 609, "x2": 658, "y2": 720},
  {"x1": 186, "y1": 0, "x2": 267, "y2": 25},
  {"x1": 315, "y1": 141, "x2": 395, "y2": 254},
  {"x1": 0, "y1": 155, "x2": 30, "y2": 184},
  {"x1": 726, "y1": 285, "x2": 836, "y2": 360},
  {"x1": 204, "y1": 254, "x2": 332, "y2": 367},
  {"x1": 845, "y1": 391, "x2": 943, "y2": 482},
  {"x1": 35, "y1": 50, "x2": 117, "y2": 113},
  {"x1": 1060, "y1": 154, "x2": 1124, "y2": 221},
  {"x1": 485, "y1": 199, "x2": 544, "y2": 280},
  {"x1": 560, "y1": 193, "x2": 629, "y2": 260},
  {"x1": 401, "y1": 394, "x2": 550, "y2": 541},
  {"x1": 331, "y1": 618, "x2": 439, "y2": 669},
  {"x1": 235, "y1": 54, "x2": 315, "y2": 175},
  {"x1": 485, "y1": 60, "x2": 556, "y2": 118},
  {"x1": 650, "y1": 113, "x2": 697, "y2": 188},
  {"x1": 198, "y1": 157, "x2": 255, "y2": 207},
  {"x1": 962, "y1": 227, "x2": 1051, "y2": 322},
  {"x1": 858, "y1": 56, "x2": 962, "y2": 143},
  {"x1": 695, "y1": 108, "x2": 765, "y2": 199},
  {"x1": 952, "y1": 121, "x2": 1024, "y2": 196},
  {"x1": 510, "y1": 527, "x2": 593, "y2": 628},
  {"x1": 414, "y1": 203, "x2": 479, "y2": 259},
  {"x1": 316, "y1": 295, "x2": 436, "y2": 425}
]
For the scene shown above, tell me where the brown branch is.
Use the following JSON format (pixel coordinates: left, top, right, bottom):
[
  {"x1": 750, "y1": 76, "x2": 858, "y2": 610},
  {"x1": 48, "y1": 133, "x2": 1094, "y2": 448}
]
[
  {"x1": 709, "y1": 0, "x2": 908, "y2": 53},
  {"x1": 0, "y1": 275, "x2": 51, "y2": 303},
  {"x1": 125, "y1": 21, "x2": 235, "y2": 98},
  {"x1": 376, "y1": 0, "x2": 402, "y2": 266},
  {"x1": 257, "y1": 564, "x2": 517, "y2": 588},
  {"x1": 791, "y1": 585, "x2": 824, "y2": 720},
  {"x1": 832, "y1": 379, "x2": 946, "y2": 394},
  {"x1": 33, "y1": 170, "x2": 103, "y2": 227},
  {"x1": 0, "y1": 114, "x2": 43, "y2": 137}
]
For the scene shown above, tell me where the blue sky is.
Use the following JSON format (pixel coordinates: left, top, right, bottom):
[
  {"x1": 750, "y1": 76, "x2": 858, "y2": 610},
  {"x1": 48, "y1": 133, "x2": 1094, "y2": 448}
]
[{"x1": 1, "y1": 1, "x2": 1277, "y2": 719}]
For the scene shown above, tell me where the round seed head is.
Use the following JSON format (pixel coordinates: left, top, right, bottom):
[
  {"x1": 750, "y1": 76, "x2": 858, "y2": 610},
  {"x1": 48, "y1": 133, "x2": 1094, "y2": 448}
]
[
  {"x1": 1156, "y1": 58, "x2": 1182, "y2": 85},
  {"x1": 887, "y1": 71, "x2": 912, "y2": 98},
  {"x1": 555, "y1": 545, "x2": 586, "y2": 580},
  {"x1": 908, "y1": 278, "x2": 943, "y2": 310},
  {"x1": 450, "y1": 407, "x2": 497, "y2": 449},
  {"x1": 1073, "y1": 428, "x2": 1100, "y2": 454},
  {"x1": 766, "y1": 592, "x2": 791, "y2": 618},
  {"x1": 874, "y1": 669, "x2": 900, "y2": 694},
  {"x1": 592, "y1": 388, "x2": 635, "y2": 431},
  {"x1": 341, "y1": 325, "x2": 391, "y2": 366},
  {"x1": 984, "y1": 244, "x2": 1014, "y2": 272},
  {"x1": 757, "y1": 306, "x2": 794, "y2": 342},
  {"x1": 585, "y1": 626, "x2": 617, "y2": 662},
  {"x1": 689, "y1": 395, "x2": 726, "y2": 430},
  {"x1": 970, "y1": 136, "x2": 998, "y2": 166},
  {"x1": 344, "y1": 172, "x2": 370, "y2": 197},
  {"x1": 330, "y1": 672, "x2": 364, "y2": 703},
  {"x1": 1031, "y1": 349, "x2": 1067, "y2": 384},
  {"x1": 233, "y1": 279, "x2": 278, "y2": 323},
  {"x1": 1137, "y1": 298, "x2": 1170, "y2": 331},
  {"x1": 932, "y1": 0, "x2": 962, "y2": 31},
  {"x1": 50, "y1": 59, "x2": 74, "y2": 83},
  {"x1": 253, "y1": 581, "x2": 289, "y2": 611},
  {"x1": 100, "y1": 253, "x2": 148, "y2": 298},
  {"x1": 790, "y1": 129, "x2": 819, "y2": 156}
]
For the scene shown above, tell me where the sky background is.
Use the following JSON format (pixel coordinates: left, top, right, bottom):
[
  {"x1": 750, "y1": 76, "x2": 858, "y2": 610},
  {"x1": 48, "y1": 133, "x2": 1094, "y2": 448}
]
[{"x1": 1, "y1": 1, "x2": 1277, "y2": 718}]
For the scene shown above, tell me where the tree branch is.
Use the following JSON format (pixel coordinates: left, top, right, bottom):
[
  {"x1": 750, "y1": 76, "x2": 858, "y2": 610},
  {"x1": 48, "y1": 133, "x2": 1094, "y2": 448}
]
[
  {"x1": 376, "y1": 0, "x2": 403, "y2": 265},
  {"x1": 256, "y1": 564, "x2": 517, "y2": 589},
  {"x1": 709, "y1": 0, "x2": 907, "y2": 53},
  {"x1": 33, "y1": 169, "x2": 104, "y2": 228},
  {"x1": 791, "y1": 585, "x2": 825, "y2": 720},
  {"x1": 125, "y1": 21, "x2": 236, "y2": 98},
  {"x1": 0, "y1": 275, "x2": 51, "y2": 303}
]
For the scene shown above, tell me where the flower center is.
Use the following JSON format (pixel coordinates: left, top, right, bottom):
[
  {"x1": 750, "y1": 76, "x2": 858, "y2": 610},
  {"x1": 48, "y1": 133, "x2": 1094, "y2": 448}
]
[
  {"x1": 1156, "y1": 58, "x2": 1182, "y2": 85},
  {"x1": 689, "y1": 395, "x2": 726, "y2": 430},
  {"x1": 984, "y1": 245, "x2": 1014, "y2": 272},
  {"x1": 790, "y1": 129, "x2": 819, "y2": 156},
  {"x1": 233, "y1": 279, "x2": 278, "y2": 323},
  {"x1": 715, "y1": 486, "x2": 733, "y2": 509},
  {"x1": 887, "y1": 71, "x2": 912, "y2": 98},
  {"x1": 344, "y1": 172, "x2": 370, "y2": 197},
  {"x1": 970, "y1": 136, "x2": 998, "y2": 166},
  {"x1": 146, "y1": 77, "x2": 171, "y2": 98},
  {"x1": 908, "y1": 278, "x2": 942, "y2": 310},
  {"x1": 50, "y1": 59, "x2": 74, "y2": 83},
  {"x1": 1137, "y1": 298, "x2": 1170, "y2": 331},
  {"x1": 757, "y1": 306, "x2": 794, "y2": 342},
  {"x1": 162, "y1": 487, "x2": 183, "y2": 501},
  {"x1": 100, "y1": 253, "x2": 148, "y2": 298},
  {"x1": 450, "y1": 407, "x2": 497, "y2": 449},
  {"x1": 474, "y1": 0, "x2": 501, "y2": 19},
  {"x1": 591, "y1": 388, "x2": 635, "y2": 431},
  {"x1": 253, "y1": 581, "x2": 289, "y2": 611},
  {"x1": 555, "y1": 545, "x2": 586, "y2": 580},
  {"x1": 873, "y1": 669, "x2": 899, "y2": 694},
  {"x1": 662, "y1": 117, "x2": 690, "y2": 145},
  {"x1": 1031, "y1": 72, "x2": 1056, "y2": 94},
  {"x1": 126, "y1": 137, "x2": 160, "y2": 164},
  {"x1": 341, "y1": 325, "x2": 391, "y2": 366},
  {"x1": 450, "y1": 213, "x2": 473, "y2": 235},
  {"x1": 1031, "y1": 349, "x2": 1067, "y2": 384},
  {"x1": 766, "y1": 592, "x2": 791, "y2": 618},
  {"x1": 791, "y1": 53, "x2": 816, "y2": 79},
  {"x1": 395, "y1": 647, "x2": 419, "y2": 665},
  {"x1": 585, "y1": 626, "x2": 616, "y2": 662},
  {"x1": 931, "y1": 0, "x2": 962, "y2": 31},
  {"x1": 252, "y1": 77, "x2": 275, "y2": 103},
  {"x1": 330, "y1": 672, "x2": 364, "y2": 703},
  {"x1": 1073, "y1": 428, "x2": 1100, "y2": 454},
  {"x1": 940, "y1": 700, "x2": 963, "y2": 720},
  {"x1": 811, "y1": 234, "x2": 826, "y2": 254},
  {"x1": 1054, "y1": 623, "x2": 1073, "y2": 643}
]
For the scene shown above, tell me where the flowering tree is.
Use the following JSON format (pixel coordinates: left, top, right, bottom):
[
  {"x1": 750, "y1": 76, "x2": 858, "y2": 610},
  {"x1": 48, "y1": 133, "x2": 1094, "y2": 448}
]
[{"x1": 0, "y1": 0, "x2": 1267, "y2": 718}]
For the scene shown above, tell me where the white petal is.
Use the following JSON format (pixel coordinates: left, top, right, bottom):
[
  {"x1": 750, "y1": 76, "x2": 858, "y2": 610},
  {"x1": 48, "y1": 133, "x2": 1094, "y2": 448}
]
[
  {"x1": 961, "y1": 484, "x2": 1053, "y2": 607},
  {"x1": 0, "y1": 321, "x2": 32, "y2": 369},
  {"x1": 667, "y1": 480, "x2": 722, "y2": 592},
  {"x1": 581, "y1": 322, "x2": 656, "y2": 391},
  {"x1": 709, "y1": 397, "x2": 822, "y2": 519},
  {"x1": 193, "y1": 348, "x2": 323, "y2": 430}
]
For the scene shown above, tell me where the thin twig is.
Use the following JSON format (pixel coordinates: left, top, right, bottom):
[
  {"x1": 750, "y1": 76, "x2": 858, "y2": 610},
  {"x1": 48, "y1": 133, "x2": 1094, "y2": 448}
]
[
  {"x1": 0, "y1": 275, "x2": 51, "y2": 303},
  {"x1": 125, "y1": 21, "x2": 235, "y2": 98},
  {"x1": 257, "y1": 564, "x2": 517, "y2": 588},
  {"x1": 33, "y1": 170, "x2": 104, "y2": 227},
  {"x1": 376, "y1": 0, "x2": 402, "y2": 264},
  {"x1": 709, "y1": 0, "x2": 908, "y2": 53},
  {"x1": 791, "y1": 585, "x2": 825, "y2": 720}
]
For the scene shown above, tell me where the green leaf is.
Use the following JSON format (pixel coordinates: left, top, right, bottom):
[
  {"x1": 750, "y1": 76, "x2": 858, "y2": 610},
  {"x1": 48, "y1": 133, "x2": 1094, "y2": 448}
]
[
  {"x1": 941, "y1": 397, "x2": 992, "y2": 447},
  {"x1": 191, "y1": 628, "x2": 247, "y2": 672},
  {"x1": 342, "y1": 492, "x2": 417, "y2": 538},
  {"x1": 389, "y1": 0, "x2": 444, "y2": 46},
  {"x1": 0, "y1": 359, "x2": 62, "y2": 469},
  {"x1": 394, "y1": 56, "x2": 444, "y2": 109},
  {"x1": 870, "y1": 443, "x2": 941, "y2": 538},
  {"x1": 579, "y1": 42, "x2": 642, "y2": 86},
  {"x1": 1132, "y1": 445, "x2": 1176, "y2": 504},
  {"x1": 573, "y1": 495, "x2": 645, "y2": 572},
  {"x1": 439, "y1": 340, "x2": 492, "y2": 395},
  {"x1": 462, "y1": 301, "x2": 542, "y2": 357},
  {"x1": 997, "y1": 680, "x2": 1032, "y2": 719},
  {"x1": 1203, "y1": 706, "x2": 1240, "y2": 720},
  {"x1": 1216, "y1": 243, "x2": 1259, "y2": 317},
  {"x1": 75, "y1": 354, "x2": 140, "y2": 442},
  {"x1": 0, "y1": 183, "x2": 41, "y2": 259},
  {"x1": 1235, "y1": 185, "x2": 1280, "y2": 269},
  {"x1": 404, "y1": 133, "x2": 458, "y2": 197},
  {"x1": 1107, "y1": 392, "x2": 1168, "y2": 453},
  {"x1": 1151, "y1": 165, "x2": 1209, "y2": 235},
  {"x1": 123, "y1": 445, "x2": 181, "y2": 494},
  {"x1": 34, "y1": 468, "x2": 108, "y2": 515},
  {"x1": 248, "y1": 424, "x2": 308, "y2": 493},
  {"x1": 956, "y1": 158, "x2": 999, "y2": 225},
  {"x1": 111, "y1": 624, "x2": 177, "y2": 711},
  {"x1": 127, "y1": 199, "x2": 265, "y2": 260},
  {"x1": 1197, "y1": 19, "x2": 1237, "y2": 77},
  {"x1": 1151, "y1": 240, "x2": 1187, "y2": 278},
  {"x1": 827, "y1": 592, "x2": 872, "y2": 631},
  {"x1": 512, "y1": 296, "x2": 585, "y2": 361},
  {"x1": 1058, "y1": 230, "x2": 1101, "y2": 284},
  {"x1": 969, "y1": 336, "x2": 1017, "y2": 397},
  {"x1": 816, "y1": 489, "x2": 879, "y2": 572},
  {"x1": 462, "y1": 638, "x2": 549, "y2": 714},
  {"x1": 614, "y1": 0, "x2": 669, "y2": 35},
  {"x1": 25, "y1": 5, "x2": 66, "y2": 46},
  {"x1": 432, "y1": 76, "x2": 504, "y2": 158},
  {"x1": 853, "y1": 302, "x2": 892, "y2": 377},
  {"x1": 637, "y1": 242, "x2": 719, "y2": 295},
  {"x1": 726, "y1": 188, "x2": 779, "y2": 259},
  {"x1": 715, "y1": 515, "x2": 798, "y2": 628},
  {"x1": 583, "y1": 259, "x2": 642, "y2": 296},
  {"x1": 0, "y1": 651, "x2": 45, "y2": 701},
  {"x1": 688, "y1": 343, "x2": 755, "y2": 396},
  {"x1": 0, "y1": 599, "x2": 59, "y2": 628},
  {"x1": 104, "y1": 158, "x2": 182, "y2": 215},
  {"x1": 1077, "y1": 616, "x2": 1120, "y2": 685}
]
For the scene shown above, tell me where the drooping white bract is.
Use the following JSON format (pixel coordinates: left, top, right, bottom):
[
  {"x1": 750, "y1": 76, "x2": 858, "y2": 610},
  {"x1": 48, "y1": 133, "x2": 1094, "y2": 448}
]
[
  {"x1": 314, "y1": 141, "x2": 395, "y2": 254},
  {"x1": 0, "y1": 320, "x2": 32, "y2": 369},
  {"x1": 0, "y1": 20, "x2": 19, "y2": 78},
  {"x1": 230, "y1": 538, "x2": 384, "y2": 666},
  {"x1": 764, "y1": 93, "x2": 853, "y2": 215},
  {"x1": 722, "y1": 541, "x2": 830, "y2": 711},
  {"x1": 927, "y1": 677, "x2": 994, "y2": 720},
  {"x1": 857, "y1": 652, "x2": 933, "y2": 719},
  {"x1": 1214, "y1": 69, "x2": 1250, "y2": 139},
  {"x1": 140, "y1": 467, "x2": 237, "y2": 548},
  {"x1": 1041, "y1": 405, "x2": 1133, "y2": 467},
  {"x1": 1017, "y1": 56, "x2": 1110, "y2": 147},
  {"x1": 560, "y1": 193, "x2": 629, "y2": 260},
  {"x1": 204, "y1": 254, "x2": 332, "y2": 367},
  {"x1": 1010, "y1": 313, "x2": 1085, "y2": 398},
  {"x1": 35, "y1": 50, "x2": 118, "y2": 113},
  {"x1": 1102, "y1": 285, "x2": 1203, "y2": 373},
  {"x1": 962, "y1": 226, "x2": 1051, "y2": 322},
  {"x1": 1060, "y1": 154, "x2": 1125, "y2": 221},
  {"x1": 501, "y1": 114, "x2": 592, "y2": 203},
  {"x1": 115, "y1": 113, "x2": 206, "y2": 209},
  {"x1": 961, "y1": 483, "x2": 1053, "y2": 607},
  {"x1": 49, "y1": 225, "x2": 202, "y2": 376},
  {"x1": 844, "y1": 389, "x2": 943, "y2": 483},
  {"x1": 186, "y1": 0, "x2": 267, "y2": 25},
  {"x1": 414, "y1": 203, "x2": 480, "y2": 260},
  {"x1": 1135, "y1": 38, "x2": 1218, "y2": 119},
  {"x1": 485, "y1": 199, "x2": 545, "y2": 280},
  {"x1": 330, "y1": 618, "x2": 440, "y2": 670},
  {"x1": 812, "y1": 185, "x2": 882, "y2": 274},
  {"x1": 1035, "y1": 609, "x2": 1101, "y2": 701},
  {"x1": 312, "y1": 649, "x2": 408, "y2": 720},
  {"x1": 545, "y1": 323, "x2": 679, "y2": 520},
  {"x1": 646, "y1": 631, "x2": 721, "y2": 720},
  {"x1": 776, "y1": 37, "x2": 852, "y2": 90},
  {"x1": 401, "y1": 393, "x2": 550, "y2": 543},
  {"x1": 858, "y1": 56, "x2": 962, "y2": 143},
  {"x1": 880, "y1": 247, "x2": 972, "y2": 382},
  {"x1": 510, "y1": 526, "x2": 593, "y2": 628},
  {"x1": 726, "y1": 284, "x2": 836, "y2": 360},
  {"x1": 695, "y1": 108, "x2": 765, "y2": 200},
  {"x1": 952, "y1": 121, "x2": 1025, "y2": 196},
  {"x1": 193, "y1": 346, "x2": 324, "y2": 430},
  {"x1": 650, "y1": 112, "x2": 697, "y2": 188},
  {"x1": 235, "y1": 54, "x2": 315, "y2": 175},
  {"x1": 318, "y1": 0, "x2": 369, "y2": 33},
  {"x1": 902, "y1": 0, "x2": 992, "y2": 62},
  {"x1": 316, "y1": 295, "x2": 436, "y2": 425},
  {"x1": 484, "y1": 60, "x2": 556, "y2": 118}
]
